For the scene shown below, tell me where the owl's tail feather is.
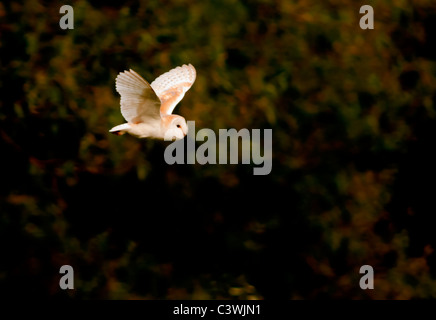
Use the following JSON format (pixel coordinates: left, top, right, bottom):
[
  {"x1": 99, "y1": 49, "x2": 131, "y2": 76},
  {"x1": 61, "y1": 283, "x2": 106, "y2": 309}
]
[{"x1": 109, "y1": 123, "x2": 131, "y2": 136}]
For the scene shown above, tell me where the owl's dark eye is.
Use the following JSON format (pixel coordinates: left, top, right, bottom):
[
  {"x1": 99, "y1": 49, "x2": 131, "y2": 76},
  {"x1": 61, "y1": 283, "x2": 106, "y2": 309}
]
[{"x1": 177, "y1": 124, "x2": 181, "y2": 128}]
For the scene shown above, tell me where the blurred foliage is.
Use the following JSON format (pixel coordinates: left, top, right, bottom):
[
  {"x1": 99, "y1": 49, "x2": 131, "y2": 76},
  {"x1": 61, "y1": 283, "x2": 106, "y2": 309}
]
[{"x1": 1, "y1": 0, "x2": 436, "y2": 299}]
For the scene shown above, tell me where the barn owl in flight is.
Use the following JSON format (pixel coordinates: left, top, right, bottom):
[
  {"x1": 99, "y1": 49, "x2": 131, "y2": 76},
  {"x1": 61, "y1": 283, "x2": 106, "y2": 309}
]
[{"x1": 109, "y1": 64, "x2": 196, "y2": 140}]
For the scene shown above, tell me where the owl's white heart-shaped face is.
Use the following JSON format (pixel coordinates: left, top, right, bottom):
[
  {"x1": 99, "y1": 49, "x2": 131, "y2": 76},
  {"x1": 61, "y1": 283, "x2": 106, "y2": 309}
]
[{"x1": 163, "y1": 116, "x2": 188, "y2": 141}]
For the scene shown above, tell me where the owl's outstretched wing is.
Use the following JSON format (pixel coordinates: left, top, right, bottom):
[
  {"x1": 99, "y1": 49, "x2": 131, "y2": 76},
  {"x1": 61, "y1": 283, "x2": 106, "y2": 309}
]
[
  {"x1": 115, "y1": 69, "x2": 161, "y2": 124},
  {"x1": 150, "y1": 64, "x2": 196, "y2": 116}
]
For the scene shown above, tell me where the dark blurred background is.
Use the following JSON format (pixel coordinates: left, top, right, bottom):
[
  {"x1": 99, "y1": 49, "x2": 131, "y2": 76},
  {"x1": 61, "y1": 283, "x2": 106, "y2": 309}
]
[{"x1": 1, "y1": 0, "x2": 436, "y2": 299}]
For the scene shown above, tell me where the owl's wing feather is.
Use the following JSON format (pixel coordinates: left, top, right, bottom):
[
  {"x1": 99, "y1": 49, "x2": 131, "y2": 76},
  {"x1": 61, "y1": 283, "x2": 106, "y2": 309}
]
[
  {"x1": 115, "y1": 69, "x2": 161, "y2": 123},
  {"x1": 150, "y1": 64, "x2": 196, "y2": 116}
]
